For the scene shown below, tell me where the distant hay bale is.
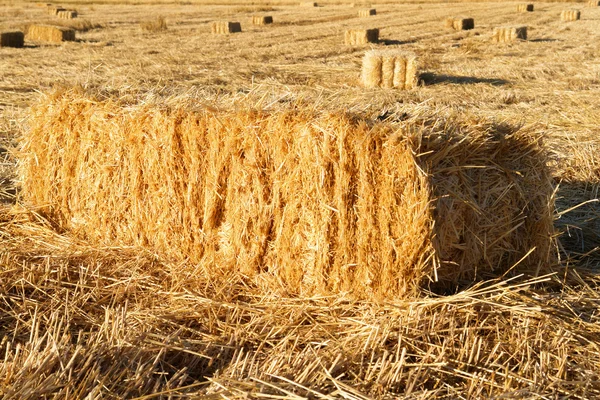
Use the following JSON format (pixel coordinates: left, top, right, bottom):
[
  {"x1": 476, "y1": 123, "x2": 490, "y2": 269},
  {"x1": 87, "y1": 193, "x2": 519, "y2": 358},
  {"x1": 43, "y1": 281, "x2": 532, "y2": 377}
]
[
  {"x1": 300, "y1": 2, "x2": 317, "y2": 6},
  {"x1": 588, "y1": 0, "x2": 600, "y2": 6},
  {"x1": 361, "y1": 50, "x2": 418, "y2": 89},
  {"x1": 492, "y1": 26, "x2": 527, "y2": 43},
  {"x1": 57, "y1": 10, "x2": 77, "y2": 19},
  {"x1": 517, "y1": 4, "x2": 534, "y2": 12},
  {"x1": 0, "y1": 31, "x2": 24, "y2": 48},
  {"x1": 252, "y1": 15, "x2": 273, "y2": 25},
  {"x1": 358, "y1": 8, "x2": 376, "y2": 17},
  {"x1": 445, "y1": 16, "x2": 455, "y2": 29},
  {"x1": 560, "y1": 10, "x2": 581, "y2": 21},
  {"x1": 211, "y1": 21, "x2": 242, "y2": 34},
  {"x1": 344, "y1": 28, "x2": 379, "y2": 45},
  {"x1": 27, "y1": 24, "x2": 75, "y2": 42},
  {"x1": 20, "y1": 91, "x2": 557, "y2": 299},
  {"x1": 47, "y1": 5, "x2": 65, "y2": 15},
  {"x1": 453, "y1": 17, "x2": 474, "y2": 30}
]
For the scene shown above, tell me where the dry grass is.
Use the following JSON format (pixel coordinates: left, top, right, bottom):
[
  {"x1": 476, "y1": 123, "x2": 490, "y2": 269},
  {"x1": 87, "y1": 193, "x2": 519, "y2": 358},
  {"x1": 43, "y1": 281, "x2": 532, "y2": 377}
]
[
  {"x1": 1, "y1": 0, "x2": 600, "y2": 397},
  {"x1": 140, "y1": 15, "x2": 167, "y2": 32}
]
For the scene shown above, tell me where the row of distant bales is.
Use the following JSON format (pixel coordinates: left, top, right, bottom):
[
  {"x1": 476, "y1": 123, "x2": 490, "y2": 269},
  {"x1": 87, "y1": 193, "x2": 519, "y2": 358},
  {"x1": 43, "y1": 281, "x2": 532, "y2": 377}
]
[{"x1": 1, "y1": 1, "x2": 599, "y2": 90}]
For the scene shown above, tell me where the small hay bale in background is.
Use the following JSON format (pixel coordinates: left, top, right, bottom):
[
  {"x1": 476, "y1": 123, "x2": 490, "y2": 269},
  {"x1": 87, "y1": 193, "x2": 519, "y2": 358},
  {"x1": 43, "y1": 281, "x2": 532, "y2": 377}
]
[
  {"x1": 252, "y1": 15, "x2": 273, "y2": 25},
  {"x1": 344, "y1": 28, "x2": 379, "y2": 45},
  {"x1": 20, "y1": 91, "x2": 557, "y2": 299},
  {"x1": 588, "y1": 0, "x2": 600, "y2": 6},
  {"x1": 47, "y1": 5, "x2": 64, "y2": 15},
  {"x1": 361, "y1": 49, "x2": 418, "y2": 89},
  {"x1": 445, "y1": 16, "x2": 456, "y2": 28},
  {"x1": 300, "y1": 2, "x2": 317, "y2": 6},
  {"x1": 211, "y1": 21, "x2": 242, "y2": 34},
  {"x1": 452, "y1": 17, "x2": 474, "y2": 30},
  {"x1": 0, "y1": 31, "x2": 24, "y2": 48},
  {"x1": 27, "y1": 24, "x2": 75, "y2": 42},
  {"x1": 517, "y1": 4, "x2": 534, "y2": 12},
  {"x1": 57, "y1": 10, "x2": 77, "y2": 19},
  {"x1": 358, "y1": 8, "x2": 376, "y2": 17},
  {"x1": 560, "y1": 10, "x2": 581, "y2": 21},
  {"x1": 492, "y1": 26, "x2": 527, "y2": 43}
]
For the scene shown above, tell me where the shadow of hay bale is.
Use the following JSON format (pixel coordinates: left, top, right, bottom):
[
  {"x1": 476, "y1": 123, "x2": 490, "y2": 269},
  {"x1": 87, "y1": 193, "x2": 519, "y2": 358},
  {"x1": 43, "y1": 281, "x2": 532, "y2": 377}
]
[{"x1": 419, "y1": 72, "x2": 509, "y2": 86}]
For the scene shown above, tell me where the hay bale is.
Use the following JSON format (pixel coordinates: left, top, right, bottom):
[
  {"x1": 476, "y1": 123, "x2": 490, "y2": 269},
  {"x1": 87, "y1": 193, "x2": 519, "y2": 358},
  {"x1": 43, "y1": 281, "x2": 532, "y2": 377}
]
[
  {"x1": 560, "y1": 10, "x2": 581, "y2": 21},
  {"x1": 47, "y1": 5, "x2": 65, "y2": 15},
  {"x1": 452, "y1": 17, "x2": 474, "y2": 30},
  {"x1": 20, "y1": 91, "x2": 557, "y2": 299},
  {"x1": 445, "y1": 16, "x2": 456, "y2": 29},
  {"x1": 361, "y1": 50, "x2": 418, "y2": 89},
  {"x1": 0, "y1": 31, "x2": 24, "y2": 48},
  {"x1": 358, "y1": 8, "x2": 376, "y2": 17},
  {"x1": 211, "y1": 21, "x2": 242, "y2": 34},
  {"x1": 27, "y1": 24, "x2": 75, "y2": 42},
  {"x1": 517, "y1": 4, "x2": 534, "y2": 12},
  {"x1": 492, "y1": 26, "x2": 527, "y2": 43},
  {"x1": 252, "y1": 15, "x2": 273, "y2": 25},
  {"x1": 300, "y1": 2, "x2": 317, "y2": 6},
  {"x1": 57, "y1": 10, "x2": 77, "y2": 19},
  {"x1": 344, "y1": 28, "x2": 379, "y2": 45},
  {"x1": 589, "y1": 1, "x2": 600, "y2": 6}
]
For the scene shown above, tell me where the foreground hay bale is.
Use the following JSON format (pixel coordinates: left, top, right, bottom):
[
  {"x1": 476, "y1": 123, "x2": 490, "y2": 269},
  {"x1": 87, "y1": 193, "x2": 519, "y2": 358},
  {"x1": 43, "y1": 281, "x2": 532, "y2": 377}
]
[
  {"x1": 358, "y1": 8, "x2": 376, "y2": 17},
  {"x1": 517, "y1": 4, "x2": 534, "y2": 12},
  {"x1": 27, "y1": 25, "x2": 75, "y2": 42},
  {"x1": 560, "y1": 10, "x2": 581, "y2": 21},
  {"x1": 361, "y1": 50, "x2": 418, "y2": 89},
  {"x1": 57, "y1": 10, "x2": 77, "y2": 19},
  {"x1": 0, "y1": 31, "x2": 24, "y2": 48},
  {"x1": 492, "y1": 26, "x2": 527, "y2": 42},
  {"x1": 252, "y1": 15, "x2": 273, "y2": 25},
  {"x1": 19, "y1": 91, "x2": 556, "y2": 299},
  {"x1": 344, "y1": 28, "x2": 378, "y2": 45},
  {"x1": 211, "y1": 21, "x2": 242, "y2": 34}
]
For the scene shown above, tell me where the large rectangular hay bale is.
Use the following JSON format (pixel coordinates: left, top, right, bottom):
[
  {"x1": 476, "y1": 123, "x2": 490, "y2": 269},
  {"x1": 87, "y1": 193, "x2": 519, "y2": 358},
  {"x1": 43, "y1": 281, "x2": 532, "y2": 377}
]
[
  {"x1": 358, "y1": 8, "x2": 376, "y2": 17},
  {"x1": 361, "y1": 50, "x2": 418, "y2": 89},
  {"x1": 19, "y1": 91, "x2": 557, "y2": 299},
  {"x1": 57, "y1": 10, "x2": 77, "y2": 19},
  {"x1": 300, "y1": 2, "x2": 317, "y2": 6},
  {"x1": 560, "y1": 10, "x2": 581, "y2": 21},
  {"x1": 252, "y1": 15, "x2": 273, "y2": 25},
  {"x1": 492, "y1": 26, "x2": 527, "y2": 42},
  {"x1": 344, "y1": 28, "x2": 378, "y2": 45},
  {"x1": 0, "y1": 31, "x2": 24, "y2": 48},
  {"x1": 211, "y1": 21, "x2": 242, "y2": 34},
  {"x1": 517, "y1": 4, "x2": 534, "y2": 12},
  {"x1": 27, "y1": 24, "x2": 75, "y2": 42}
]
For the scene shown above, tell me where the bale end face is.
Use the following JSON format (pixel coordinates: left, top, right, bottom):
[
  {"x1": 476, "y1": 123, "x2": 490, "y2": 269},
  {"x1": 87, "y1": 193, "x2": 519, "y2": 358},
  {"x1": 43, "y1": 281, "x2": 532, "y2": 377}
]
[
  {"x1": 344, "y1": 28, "x2": 379, "y2": 45},
  {"x1": 361, "y1": 50, "x2": 418, "y2": 90},
  {"x1": 0, "y1": 31, "x2": 25, "y2": 48}
]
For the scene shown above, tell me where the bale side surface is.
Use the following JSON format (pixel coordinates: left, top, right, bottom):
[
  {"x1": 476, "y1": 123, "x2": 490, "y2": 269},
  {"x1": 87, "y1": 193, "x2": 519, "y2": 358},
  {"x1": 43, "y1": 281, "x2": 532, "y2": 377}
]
[
  {"x1": 20, "y1": 92, "x2": 557, "y2": 299},
  {"x1": 0, "y1": 31, "x2": 24, "y2": 48},
  {"x1": 517, "y1": 4, "x2": 534, "y2": 12},
  {"x1": 358, "y1": 8, "x2": 376, "y2": 17},
  {"x1": 344, "y1": 28, "x2": 378, "y2": 45}
]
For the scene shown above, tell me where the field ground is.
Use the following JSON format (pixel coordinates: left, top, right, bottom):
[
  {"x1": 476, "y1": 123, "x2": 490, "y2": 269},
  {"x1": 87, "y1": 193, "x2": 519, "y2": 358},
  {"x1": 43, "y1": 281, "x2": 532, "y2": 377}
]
[{"x1": 1, "y1": 0, "x2": 600, "y2": 398}]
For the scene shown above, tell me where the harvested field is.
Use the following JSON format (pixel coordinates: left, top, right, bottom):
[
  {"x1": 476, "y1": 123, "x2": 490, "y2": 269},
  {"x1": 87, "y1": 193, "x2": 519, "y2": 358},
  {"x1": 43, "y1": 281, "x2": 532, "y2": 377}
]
[{"x1": 1, "y1": 0, "x2": 600, "y2": 398}]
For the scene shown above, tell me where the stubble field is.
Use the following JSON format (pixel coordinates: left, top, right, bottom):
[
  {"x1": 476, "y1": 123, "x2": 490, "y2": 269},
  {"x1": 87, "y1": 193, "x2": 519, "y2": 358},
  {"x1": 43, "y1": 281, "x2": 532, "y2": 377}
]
[{"x1": 1, "y1": 0, "x2": 600, "y2": 398}]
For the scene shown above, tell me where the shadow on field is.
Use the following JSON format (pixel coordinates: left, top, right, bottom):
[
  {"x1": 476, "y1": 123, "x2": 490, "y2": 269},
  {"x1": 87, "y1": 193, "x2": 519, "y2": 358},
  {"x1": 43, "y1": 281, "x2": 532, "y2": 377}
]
[
  {"x1": 419, "y1": 72, "x2": 509, "y2": 86},
  {"x1": 530, "y1": 38, "x2": 559, "y2": 43},
  {"x1": 381, "y1": 38, "x2": 418, "y2": 46}
]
